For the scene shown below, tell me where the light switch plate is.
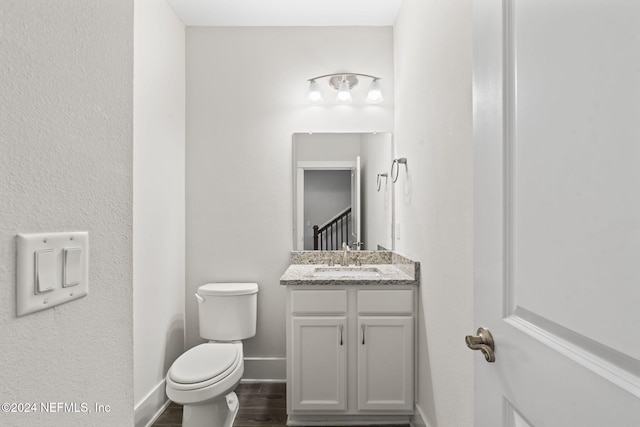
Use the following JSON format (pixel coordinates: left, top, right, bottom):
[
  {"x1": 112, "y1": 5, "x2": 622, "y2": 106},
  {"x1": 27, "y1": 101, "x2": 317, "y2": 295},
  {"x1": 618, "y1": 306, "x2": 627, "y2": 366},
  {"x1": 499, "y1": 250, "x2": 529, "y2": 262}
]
[{"x1": 16, "y1": 232, "x2": 89, "y2": 317}]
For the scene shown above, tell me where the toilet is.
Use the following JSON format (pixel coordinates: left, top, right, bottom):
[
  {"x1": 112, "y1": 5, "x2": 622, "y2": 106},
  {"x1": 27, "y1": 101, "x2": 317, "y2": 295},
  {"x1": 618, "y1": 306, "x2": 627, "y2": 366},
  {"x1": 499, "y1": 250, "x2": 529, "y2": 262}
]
[{"x1": 166, "y1": 282, "x2": 258, "y2": 427}]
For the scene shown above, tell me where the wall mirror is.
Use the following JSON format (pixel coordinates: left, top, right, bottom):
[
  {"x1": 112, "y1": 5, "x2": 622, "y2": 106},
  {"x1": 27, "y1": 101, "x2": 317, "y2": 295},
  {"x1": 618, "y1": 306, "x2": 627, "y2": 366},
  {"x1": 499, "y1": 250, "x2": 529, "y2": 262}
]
[{"x1": 292, "y1": 133, "x2": 393, "y2": 251}]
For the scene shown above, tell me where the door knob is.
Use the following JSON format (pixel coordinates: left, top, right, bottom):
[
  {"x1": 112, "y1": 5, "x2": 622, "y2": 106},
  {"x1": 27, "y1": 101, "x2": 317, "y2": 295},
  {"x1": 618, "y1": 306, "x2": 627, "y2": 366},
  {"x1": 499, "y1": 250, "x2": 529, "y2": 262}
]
[{"x1": 465, "y1": 327, "x2": 495, "y2": 363}]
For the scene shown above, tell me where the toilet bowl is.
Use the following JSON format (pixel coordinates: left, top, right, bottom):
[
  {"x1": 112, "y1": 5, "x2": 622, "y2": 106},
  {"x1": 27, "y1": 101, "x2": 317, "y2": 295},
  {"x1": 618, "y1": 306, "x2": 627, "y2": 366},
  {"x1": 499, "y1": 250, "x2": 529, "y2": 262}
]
[
  {"x1": 165, "y1": 282, "x2": 258, "y2": 427},
  {"x1": 166, "y1": 342, "x2": 243, "y2": 427}
]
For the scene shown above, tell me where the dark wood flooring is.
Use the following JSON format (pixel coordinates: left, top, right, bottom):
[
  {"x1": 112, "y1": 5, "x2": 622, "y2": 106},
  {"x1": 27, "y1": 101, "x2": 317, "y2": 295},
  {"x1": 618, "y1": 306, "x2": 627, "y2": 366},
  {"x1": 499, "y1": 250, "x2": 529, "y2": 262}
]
[
  {"x1": 152, "y1": 382, "x2": 410, "y2": 427},
  {"x1": 153, "y1": 382, "x2": 286, "y2": 427}
]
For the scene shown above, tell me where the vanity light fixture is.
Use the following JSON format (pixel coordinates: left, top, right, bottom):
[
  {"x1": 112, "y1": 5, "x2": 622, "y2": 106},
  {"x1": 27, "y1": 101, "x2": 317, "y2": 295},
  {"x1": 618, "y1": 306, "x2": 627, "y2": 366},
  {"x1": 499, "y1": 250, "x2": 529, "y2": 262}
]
[
  {"x1": 308, "y1": 80, "x2": 323, "y2": 104},
  {"x1": 366, "y1": 78, "x2": 384, "y2": 103},
  {"x1": 307, "y1": 73, "x2": 383, "y2": 104},
  {"x1": 336, "y1": 76, "x2": 353, "y2": 103}
]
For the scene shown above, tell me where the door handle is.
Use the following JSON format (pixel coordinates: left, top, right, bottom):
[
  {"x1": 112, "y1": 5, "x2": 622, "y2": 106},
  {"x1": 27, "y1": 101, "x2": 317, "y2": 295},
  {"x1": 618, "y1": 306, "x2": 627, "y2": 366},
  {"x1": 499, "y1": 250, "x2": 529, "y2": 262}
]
[{"x1": 465, "y1": 327, "x2": 495, "y2": 363}]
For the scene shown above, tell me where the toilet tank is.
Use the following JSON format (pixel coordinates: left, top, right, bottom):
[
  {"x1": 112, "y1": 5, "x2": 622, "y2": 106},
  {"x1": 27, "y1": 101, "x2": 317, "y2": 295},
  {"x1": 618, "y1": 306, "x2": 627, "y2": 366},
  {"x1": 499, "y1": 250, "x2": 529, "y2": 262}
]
[{"x1": 196, "y1": 283, "x2": 258, "y2": 341}]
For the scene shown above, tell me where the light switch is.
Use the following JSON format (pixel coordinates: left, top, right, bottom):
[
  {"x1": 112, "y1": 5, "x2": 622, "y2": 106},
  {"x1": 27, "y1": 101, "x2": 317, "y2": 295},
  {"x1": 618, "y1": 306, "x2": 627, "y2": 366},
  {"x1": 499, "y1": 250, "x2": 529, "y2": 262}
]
[
  {"x1": 16, "y1": 232, "x2": 89, "y2": 317},
  {"x1": 63, "y1": 247, "x2": 82, "y2": 287},
  {"x1": 35, "y1": 249, "x2": 57, "y2": 294}
]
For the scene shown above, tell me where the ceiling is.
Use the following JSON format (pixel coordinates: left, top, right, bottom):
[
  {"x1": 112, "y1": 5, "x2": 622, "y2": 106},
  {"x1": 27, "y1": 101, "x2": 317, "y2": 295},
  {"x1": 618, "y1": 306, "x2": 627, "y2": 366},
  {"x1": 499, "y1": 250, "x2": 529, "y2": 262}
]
[{"x1": 165, "y1": 0, "x2": 402, "y2": 27}]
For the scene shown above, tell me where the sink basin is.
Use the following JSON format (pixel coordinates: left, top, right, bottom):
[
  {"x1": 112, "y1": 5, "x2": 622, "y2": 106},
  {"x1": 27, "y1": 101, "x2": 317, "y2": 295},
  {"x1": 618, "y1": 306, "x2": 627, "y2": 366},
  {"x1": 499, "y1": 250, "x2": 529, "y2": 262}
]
[{"x1": 313, "y1": 267, "x2": 380, "y2": 278}]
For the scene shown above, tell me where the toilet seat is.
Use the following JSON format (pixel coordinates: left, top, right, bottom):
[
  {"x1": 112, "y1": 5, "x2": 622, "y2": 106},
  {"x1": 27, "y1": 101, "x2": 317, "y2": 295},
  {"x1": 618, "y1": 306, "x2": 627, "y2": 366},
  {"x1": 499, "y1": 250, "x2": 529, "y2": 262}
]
[{"x1": 168, "y1": 343, "x2": 241, "y2": 391}]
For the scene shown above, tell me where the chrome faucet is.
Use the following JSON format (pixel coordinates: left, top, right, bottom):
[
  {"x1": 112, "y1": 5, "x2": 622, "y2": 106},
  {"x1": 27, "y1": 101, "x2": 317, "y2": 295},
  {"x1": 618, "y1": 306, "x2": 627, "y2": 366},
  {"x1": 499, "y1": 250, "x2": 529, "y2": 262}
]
[{"x1": 341, "y1": 242, "x2": 350, "y2": 266}]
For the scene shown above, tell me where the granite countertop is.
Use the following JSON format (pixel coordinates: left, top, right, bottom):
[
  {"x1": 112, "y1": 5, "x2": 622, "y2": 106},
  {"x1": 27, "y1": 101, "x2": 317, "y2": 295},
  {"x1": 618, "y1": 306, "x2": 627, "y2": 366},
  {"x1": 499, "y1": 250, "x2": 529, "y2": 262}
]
[{"x1": 279, "y1": 251, "x2": 420, "y2": 286}]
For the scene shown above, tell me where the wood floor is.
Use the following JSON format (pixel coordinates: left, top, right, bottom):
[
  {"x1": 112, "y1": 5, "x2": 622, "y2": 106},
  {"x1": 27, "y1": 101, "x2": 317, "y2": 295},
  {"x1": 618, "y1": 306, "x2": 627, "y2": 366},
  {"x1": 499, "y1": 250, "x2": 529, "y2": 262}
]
[
  {"x1": 152, "y1": 382, "x2": 410, "y2": 427},
  {"x1": 153, "y1": 382, "x2": 287, "y2": 427}
]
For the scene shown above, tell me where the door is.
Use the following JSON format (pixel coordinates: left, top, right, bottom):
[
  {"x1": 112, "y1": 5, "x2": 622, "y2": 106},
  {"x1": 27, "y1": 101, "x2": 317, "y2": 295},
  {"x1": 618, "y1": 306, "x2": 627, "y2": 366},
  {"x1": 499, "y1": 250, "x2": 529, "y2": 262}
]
[
  {"x1": 473, "y1": 0, "x2": 640, "y2": 426},
  {"x1": 351, "y1": 156, "x2": 362, "y2": 249},
  {"x1": 291, "y1": 317, "x2": 347, "y2": 411},
  {"x1": 357, "y1": 316, "x2": 413, "y2": 411}
]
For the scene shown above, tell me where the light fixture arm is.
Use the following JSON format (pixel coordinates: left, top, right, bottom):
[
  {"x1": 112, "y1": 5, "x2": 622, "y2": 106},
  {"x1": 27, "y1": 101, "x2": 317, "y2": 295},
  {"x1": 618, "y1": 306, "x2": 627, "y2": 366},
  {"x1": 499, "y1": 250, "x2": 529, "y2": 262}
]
[{"x1": 308, "y1": 72, "x2": 381, "y2": 82}]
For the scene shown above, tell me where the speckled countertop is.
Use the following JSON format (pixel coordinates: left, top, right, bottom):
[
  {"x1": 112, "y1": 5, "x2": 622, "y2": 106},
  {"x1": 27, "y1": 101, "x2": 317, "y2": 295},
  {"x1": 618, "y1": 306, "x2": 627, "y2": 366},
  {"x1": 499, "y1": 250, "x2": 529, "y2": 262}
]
[{"x1": 280, "y1": 251, "x2": 420, "y2": 286}]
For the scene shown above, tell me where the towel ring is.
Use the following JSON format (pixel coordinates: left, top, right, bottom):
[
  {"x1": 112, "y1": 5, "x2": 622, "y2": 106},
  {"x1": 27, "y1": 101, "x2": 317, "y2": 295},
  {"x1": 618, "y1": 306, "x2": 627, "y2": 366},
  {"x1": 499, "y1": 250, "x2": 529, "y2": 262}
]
[
  {"x1": 376, "y1": 173, "x2": 388, "y2": 192},
  {"x1": 391, "y1": 158, "x2": 408, "y2": 183}
]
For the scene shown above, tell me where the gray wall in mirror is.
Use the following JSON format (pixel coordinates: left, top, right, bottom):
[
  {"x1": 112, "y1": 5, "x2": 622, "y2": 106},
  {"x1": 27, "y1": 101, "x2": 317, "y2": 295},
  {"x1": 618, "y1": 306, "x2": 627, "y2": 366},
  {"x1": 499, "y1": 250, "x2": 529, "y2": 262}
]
[{"x1": 292, "y1": 133, "x2": 393, "y2": 251}]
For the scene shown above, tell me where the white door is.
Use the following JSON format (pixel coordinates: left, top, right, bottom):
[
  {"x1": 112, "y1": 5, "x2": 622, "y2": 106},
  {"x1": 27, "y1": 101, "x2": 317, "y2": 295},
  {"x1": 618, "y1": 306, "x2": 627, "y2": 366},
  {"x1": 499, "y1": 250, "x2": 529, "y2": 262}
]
[
  {"x1": 357, "y1": 316, "x2": 413, "y2": 411},
  {"x1": 291, "y1": 317, "x2": 347, "y2": 411},
  {"x1": 351, "y1": 156, "x2": 361, "y2": 249},
  {"x1": 473, "y1": 1, "x2": 640, "y2": 426}
]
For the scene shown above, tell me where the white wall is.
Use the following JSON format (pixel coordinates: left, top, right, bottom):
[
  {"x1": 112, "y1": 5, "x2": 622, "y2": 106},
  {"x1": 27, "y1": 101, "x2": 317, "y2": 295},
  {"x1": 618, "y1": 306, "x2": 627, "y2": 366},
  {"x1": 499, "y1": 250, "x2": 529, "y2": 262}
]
[
  {"x1": 294, "y1": 133, "x2": 362, "y2": 162},
  {"x1": 186, "y1": 27, "x2": 393, "y2": 379},
  {"x1": 393, "y1": 1, "x2": 474, "y2": 426},
  {"x1": 133, "y1": 0, "x2": 185, "y2": 425},
  {"x1": 0, "y1": 1, "x2": 134, "y2": 426}
]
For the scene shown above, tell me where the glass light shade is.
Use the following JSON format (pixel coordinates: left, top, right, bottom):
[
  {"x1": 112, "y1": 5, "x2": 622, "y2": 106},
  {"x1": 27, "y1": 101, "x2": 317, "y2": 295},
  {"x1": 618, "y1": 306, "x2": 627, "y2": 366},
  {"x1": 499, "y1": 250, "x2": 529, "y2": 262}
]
[
  {"x1": 336, "y1": 79, "x2": 352, "y2": 103},
  {"x1": 308, "y1": 80, "x2": 323, "y2": 104},
  {"x1": 366, "y1": 79, "x2": 384, "y2": 103}
]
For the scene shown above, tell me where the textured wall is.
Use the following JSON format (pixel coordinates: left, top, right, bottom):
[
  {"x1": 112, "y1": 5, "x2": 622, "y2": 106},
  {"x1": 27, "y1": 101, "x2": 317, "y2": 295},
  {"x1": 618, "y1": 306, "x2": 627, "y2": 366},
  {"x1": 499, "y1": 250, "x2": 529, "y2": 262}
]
[
  {"x1": 133, "y1": 0, "x2": 185, "y2": 424},
  {"x1": 0, "y1": 1, "x2": 133, "y2": 426},
  {"x1": 393, "y1": 0, "x2": 474, "y2": 426},
  {"x1": 185, "y1": 27, "x2": 393, "y2": 376}
]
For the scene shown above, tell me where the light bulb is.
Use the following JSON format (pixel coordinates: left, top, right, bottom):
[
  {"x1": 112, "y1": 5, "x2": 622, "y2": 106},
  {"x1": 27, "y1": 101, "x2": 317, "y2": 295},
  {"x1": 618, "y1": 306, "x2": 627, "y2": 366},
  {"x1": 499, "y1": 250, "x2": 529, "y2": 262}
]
[
  {"x1": 336, "y1": 78, "x2": 352, "y2": 103},
  {"x1": 366, "y1": 79, "x2": 383, "y2": 103},
  {"x1": 308, "y1": 80, "x2": 323, "y2": 104}
]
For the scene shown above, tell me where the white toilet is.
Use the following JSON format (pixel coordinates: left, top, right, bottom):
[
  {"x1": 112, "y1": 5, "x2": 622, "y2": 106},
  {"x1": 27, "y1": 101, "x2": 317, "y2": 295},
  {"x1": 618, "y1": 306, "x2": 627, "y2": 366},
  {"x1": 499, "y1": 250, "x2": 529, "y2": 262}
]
[{"x1": 166, "y1": 282, "x2": 259, "y2": 427}]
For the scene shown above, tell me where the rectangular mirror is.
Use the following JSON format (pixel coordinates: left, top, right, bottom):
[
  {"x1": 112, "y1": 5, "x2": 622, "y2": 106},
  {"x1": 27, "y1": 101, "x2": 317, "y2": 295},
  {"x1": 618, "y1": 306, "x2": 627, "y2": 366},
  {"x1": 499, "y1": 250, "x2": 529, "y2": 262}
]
[{"x1": 292, "y1": 133, "x2": 393, "y2": 251}]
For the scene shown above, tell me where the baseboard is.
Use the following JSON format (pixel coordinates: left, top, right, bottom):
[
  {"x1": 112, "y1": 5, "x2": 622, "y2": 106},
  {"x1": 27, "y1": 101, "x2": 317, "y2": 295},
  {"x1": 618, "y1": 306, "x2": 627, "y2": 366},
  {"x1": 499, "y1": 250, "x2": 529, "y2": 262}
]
[
  {"x1": 288, "y1": 414, "x2": 412, "y2": 426},
  {"x1": 134, "y1": 379, "x2": 170, "y2": 427},
  {"x1": 411, "y1": 403, "x2": 432, "y2": 427},
  {"x1": 242, "y1": 356, "x2": 286, "y2": 382}
]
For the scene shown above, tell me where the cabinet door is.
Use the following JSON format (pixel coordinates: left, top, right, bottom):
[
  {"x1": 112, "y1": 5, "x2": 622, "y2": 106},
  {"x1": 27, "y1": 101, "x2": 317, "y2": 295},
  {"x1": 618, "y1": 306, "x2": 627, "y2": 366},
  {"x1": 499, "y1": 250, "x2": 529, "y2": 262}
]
[
  {"x1": 291, "y1": 316, "x2": 347, "y2": 411},
  {"x1": 357, "y1": 316, "x2": 413, "y2": 411}
]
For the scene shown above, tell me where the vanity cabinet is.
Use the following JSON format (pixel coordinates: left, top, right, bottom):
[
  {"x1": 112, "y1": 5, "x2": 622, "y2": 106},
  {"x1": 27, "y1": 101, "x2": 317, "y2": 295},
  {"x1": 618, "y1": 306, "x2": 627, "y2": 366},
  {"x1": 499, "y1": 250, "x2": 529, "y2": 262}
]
[
  {"x1": 357, "y1": 316, "x2": 413, "y2": 411},
  {"x1": 286, "y1": 286, "x2": 415, "y2": 424},
  {"x1": 291, "y1": 316, "x2": 347, "y2": 411}
]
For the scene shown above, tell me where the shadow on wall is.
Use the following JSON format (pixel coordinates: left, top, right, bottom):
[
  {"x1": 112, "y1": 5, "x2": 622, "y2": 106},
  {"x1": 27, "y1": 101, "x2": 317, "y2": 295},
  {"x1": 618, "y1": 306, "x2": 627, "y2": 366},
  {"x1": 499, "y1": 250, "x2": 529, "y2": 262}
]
[
  {"x1": 134, "y1": 315, "x2": 184, "y2": 427},
  {"x1": 163, "y1": 315, "x2": 185, "y2": 375}
]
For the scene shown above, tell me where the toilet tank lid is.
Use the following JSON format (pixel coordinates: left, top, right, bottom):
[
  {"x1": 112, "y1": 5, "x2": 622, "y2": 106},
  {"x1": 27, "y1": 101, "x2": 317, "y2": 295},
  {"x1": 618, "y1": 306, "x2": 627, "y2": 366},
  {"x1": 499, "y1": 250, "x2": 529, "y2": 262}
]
[{"x1": 198, "y1": 282, "x2": 259, "y2": 296}]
